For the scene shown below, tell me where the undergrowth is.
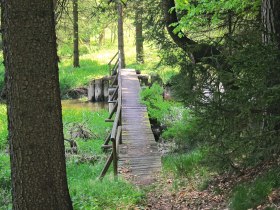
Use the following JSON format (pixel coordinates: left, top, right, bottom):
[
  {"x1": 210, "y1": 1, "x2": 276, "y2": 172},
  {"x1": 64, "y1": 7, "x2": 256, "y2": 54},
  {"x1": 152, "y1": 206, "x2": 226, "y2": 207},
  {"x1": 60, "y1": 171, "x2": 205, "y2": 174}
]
[
  {"x1": 230, "y1": 168, "x2": 280, "y2": 210},
  {"x1": 63, "y1": 105, "x2": 143, "y2": 209},
  {"x1": 0, "y1": 103, "x2": 143, "y2": 209},
  {"x1": 0, "y1": 104, "x2": 7, "y2": 150}
]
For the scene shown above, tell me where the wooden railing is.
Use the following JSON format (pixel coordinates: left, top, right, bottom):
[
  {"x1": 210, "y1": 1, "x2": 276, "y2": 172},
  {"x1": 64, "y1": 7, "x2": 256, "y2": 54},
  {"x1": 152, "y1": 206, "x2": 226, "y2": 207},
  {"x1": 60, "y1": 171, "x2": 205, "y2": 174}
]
[
  {"x1": 99, "y1": 52, "x2": 122, "y2": 180},
  {"x1": 108, "y1": 51, "x2": 119, "y2": 76}
]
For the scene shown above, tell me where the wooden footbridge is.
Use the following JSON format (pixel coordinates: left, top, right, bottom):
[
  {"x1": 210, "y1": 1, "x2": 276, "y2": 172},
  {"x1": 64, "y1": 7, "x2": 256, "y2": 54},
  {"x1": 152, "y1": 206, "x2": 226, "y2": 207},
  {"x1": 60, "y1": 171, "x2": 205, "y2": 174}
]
[{"x1": 99, "y1": 53, "x2": 161, "y2": 185}]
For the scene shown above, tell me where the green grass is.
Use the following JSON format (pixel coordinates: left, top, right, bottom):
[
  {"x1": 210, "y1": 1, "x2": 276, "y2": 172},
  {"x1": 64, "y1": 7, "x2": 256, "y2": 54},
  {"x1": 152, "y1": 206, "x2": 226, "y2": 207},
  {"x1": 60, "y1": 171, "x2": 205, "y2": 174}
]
[
  {"x1": 63, "y1": 105, "x2": 143, "y2": 209},
  {"x1": 125, "y1": 45, "x2": 179, "y2": 83},
  {"x1": 67, "y1": 162, "x2": 143, "y2": 210},
  {"x1": 230, "y1": 168, "x2": 280, "y2": 210},
  {"x1": 0, "y1": 103, "x2": 143, "y2": 209},
  {"x1": 59, "y1": 58, "x2": 108, "y2": 97},
  {"x1": 0, "y1": 104, "x2": 7, "y2": 150},
  {"x1": 0, "y1": 153, "x2": 11, "y2": 209},
  {"x1": 162, "y1": 149, "x2": 207, "y2": 178}
]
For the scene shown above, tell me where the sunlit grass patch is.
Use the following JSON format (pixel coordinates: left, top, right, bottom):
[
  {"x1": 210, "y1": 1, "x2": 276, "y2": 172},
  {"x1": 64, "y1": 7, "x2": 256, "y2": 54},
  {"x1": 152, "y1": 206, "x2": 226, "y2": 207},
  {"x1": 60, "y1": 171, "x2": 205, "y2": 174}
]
[
  {"x1": 59, "y1": 58, "x2": 108, "y2": 97},
  {"x1": 0, "y1": 104, "x2": 7, "y2": 150},
  {"x1": 62, "y1": 107, "x2": 110, "y2": 141},
  {"x1": 67, "y1": 161, "x2": 143, "y2": 210}
]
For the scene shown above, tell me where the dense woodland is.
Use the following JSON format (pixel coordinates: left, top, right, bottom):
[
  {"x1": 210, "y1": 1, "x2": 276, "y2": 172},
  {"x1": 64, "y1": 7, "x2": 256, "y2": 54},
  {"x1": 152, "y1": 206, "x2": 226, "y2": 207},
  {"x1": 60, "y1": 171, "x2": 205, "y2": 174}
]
[{"x1": 0, "y1": 0, "x2": 280, "y2": 209}]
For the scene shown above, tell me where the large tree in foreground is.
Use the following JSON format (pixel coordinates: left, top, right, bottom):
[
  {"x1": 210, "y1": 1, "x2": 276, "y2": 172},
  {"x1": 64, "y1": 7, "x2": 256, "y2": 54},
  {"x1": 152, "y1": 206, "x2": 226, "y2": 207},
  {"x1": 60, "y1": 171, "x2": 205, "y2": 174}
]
[{"x1": 2, "y1": 0, "x2": 73, "y2": 209}]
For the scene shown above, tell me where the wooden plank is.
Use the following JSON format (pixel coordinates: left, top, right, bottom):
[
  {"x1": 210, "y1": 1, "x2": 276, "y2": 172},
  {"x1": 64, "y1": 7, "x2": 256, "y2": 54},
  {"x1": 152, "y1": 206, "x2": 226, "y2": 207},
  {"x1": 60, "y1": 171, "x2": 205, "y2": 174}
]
[{"x1": 119, "y1": 69, "x2": 161, "y2": 185}]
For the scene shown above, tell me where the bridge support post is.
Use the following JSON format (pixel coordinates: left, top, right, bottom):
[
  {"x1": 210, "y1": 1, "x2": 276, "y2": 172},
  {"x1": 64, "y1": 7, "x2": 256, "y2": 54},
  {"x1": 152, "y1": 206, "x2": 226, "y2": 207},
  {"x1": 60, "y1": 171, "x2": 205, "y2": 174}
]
[{"x1": 112, "y1": 138, "x2": 118, "y2": 180}]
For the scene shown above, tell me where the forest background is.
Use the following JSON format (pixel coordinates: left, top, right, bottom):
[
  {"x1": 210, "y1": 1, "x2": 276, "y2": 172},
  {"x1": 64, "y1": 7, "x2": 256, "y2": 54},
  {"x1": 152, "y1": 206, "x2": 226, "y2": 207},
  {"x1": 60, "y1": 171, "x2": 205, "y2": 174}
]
[{"x1": 0, "y1": 0, "x2": 280, "y2": 209}]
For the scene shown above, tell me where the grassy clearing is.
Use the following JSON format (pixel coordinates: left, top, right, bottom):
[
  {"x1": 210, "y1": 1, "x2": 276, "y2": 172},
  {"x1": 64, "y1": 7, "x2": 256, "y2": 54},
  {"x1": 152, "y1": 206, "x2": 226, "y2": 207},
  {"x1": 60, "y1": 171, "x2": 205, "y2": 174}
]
[
  {"x1": 59, "y1": 58, "x2": 108, "y2": 97},
  {"x1": 0, "y1": 103, "x2": 143, "y2": 209},
  {"x1": 1, "y1": 42, "x2": 177, "y2": 98},
  {"x1": 64, "y1": 105, "x2": 143, "y2": 209}
]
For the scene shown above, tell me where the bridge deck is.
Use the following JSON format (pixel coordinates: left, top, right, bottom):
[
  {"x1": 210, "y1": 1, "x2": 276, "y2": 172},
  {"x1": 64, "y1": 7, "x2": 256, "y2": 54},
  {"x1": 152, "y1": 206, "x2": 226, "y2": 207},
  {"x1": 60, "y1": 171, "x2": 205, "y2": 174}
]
[{"x1": 119, "y1": 69, "x2": 161, "y2": 185}]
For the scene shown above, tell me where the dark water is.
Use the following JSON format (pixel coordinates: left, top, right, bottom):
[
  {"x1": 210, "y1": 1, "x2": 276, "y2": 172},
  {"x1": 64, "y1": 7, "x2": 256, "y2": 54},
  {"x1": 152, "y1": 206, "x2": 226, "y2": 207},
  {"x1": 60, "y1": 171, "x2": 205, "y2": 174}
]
[{"x1": 61, "y1": 99, "x2": 108, "y2": 111}]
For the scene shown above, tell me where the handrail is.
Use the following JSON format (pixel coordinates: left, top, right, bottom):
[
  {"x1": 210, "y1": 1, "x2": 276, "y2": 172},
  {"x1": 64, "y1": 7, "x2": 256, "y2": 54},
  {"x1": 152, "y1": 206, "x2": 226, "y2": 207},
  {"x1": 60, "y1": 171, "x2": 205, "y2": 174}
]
[
  {"x1": 100, "y1": 51, "x2": 122, "y2": 180},
  {"x1": 108, "y1": 52, "x2": 118, "y2": 66},
  {"x1": 108, "y1": 52, "x2": 119, "y2": 75}
]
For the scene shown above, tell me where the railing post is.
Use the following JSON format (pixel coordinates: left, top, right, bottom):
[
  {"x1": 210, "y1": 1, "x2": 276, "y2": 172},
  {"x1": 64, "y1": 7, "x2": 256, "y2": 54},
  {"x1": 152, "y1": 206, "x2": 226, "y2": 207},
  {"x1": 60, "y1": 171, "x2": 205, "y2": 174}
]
[
  {"x1": 99, "y1": 51, "x2": 122, "y2": 180},
  {"x1": 112, "y1": 137, "x2": 118, "y2": 180}
]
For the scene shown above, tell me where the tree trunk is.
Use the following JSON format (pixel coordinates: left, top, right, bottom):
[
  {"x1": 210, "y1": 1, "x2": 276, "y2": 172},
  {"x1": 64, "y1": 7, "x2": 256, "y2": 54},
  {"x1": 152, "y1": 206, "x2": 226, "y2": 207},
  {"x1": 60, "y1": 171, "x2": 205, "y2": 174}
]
[
  {"x1": 118, "y1": 3, "x2": 125, "y2": 68},
  {"x1": 261, "y1": 0, "x2": 280, "y2": 130},
  {"x1": 99, "y1": 28, "x2": 105, "y2": 47},
  {"x1": 135, "y1": 1, "x2": 144, "y2": 64},
  {"x1": 73, "y1": 0, "x2": 80, "y2": 67},
  {"x1": 2, "y1": 0, "x2": 73, "y2": 209},
  {"x1": 162, "y1": 0, "x2": 220, "y2": 63},
  {"x1": 261, "y1": 0, "x2": 280, "y2": 49}
]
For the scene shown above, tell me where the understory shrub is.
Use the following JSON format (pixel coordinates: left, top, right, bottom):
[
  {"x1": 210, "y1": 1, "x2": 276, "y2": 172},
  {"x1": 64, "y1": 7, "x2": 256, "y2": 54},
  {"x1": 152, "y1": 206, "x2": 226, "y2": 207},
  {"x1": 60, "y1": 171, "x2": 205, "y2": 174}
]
[
  {"x1": 171, "y1": 42, "x2": 280, "y2": 170},
  {"x1": 230, "y1": 168, "x2": 280, "y2": 210},
  {"x1": 140, "y1": 83, "x2": 171, "y2": 123}
]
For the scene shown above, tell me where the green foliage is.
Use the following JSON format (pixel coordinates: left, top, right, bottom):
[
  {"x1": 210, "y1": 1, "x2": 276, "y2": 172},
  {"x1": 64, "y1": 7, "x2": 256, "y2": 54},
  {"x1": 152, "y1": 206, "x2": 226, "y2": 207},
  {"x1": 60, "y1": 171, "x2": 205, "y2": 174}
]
[
  {"x1": 174, "y1": 0, "x2": 260, "y2": 39},
  {"x1": 162, "y1": 149, "x2": 207, "y2": 177},
  {"x1": 140, "y1": 83, "x2": 177, "y2": 124},
  {"x1": 162, "y1": 109, "x2": 199, "y2": 149},
  {"x1": 63, "y1": 105, "x2": 142, "y2": 209},
  {"x1": 0, "y1": 103, "x2": 142, "y2": 209},
  {"x1": 59, "y1": 58, "x2": 108, "y2": 97},
  {"x1": 0, "y1": 66, "x2": 4, "y2": 94},
  {"x1": 0, "y1": 153, "x2": 11, "y2": 209},
  {"x1": 170, "y1": 35, "x2": 280, "y2": 169},
  {"x1": 230, "y1": 168, "x2": 280, "y2": 210},
  {"x1": 62, "y1": 105, "x2": 109, "y2": 140},
  {"x1": 0, "y1": 105, "x2": 7, "y2": 150},
  {"x1": 68, "y1": 162, "x2": 143, "y2": 209}
]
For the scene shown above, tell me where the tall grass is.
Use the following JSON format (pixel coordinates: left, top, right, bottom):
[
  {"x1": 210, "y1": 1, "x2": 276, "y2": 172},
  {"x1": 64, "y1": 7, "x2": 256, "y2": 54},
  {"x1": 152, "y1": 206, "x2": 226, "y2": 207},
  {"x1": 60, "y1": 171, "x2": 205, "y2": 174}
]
[
  {"x1": 0, "y1": 104, "x2": 7, "y2": 150},
  {"x1": 162, "y1": 150, "x2": 207, "y2": 178},
  {"x1": 63, "y1": 106, "x2": 143, "y2": 209},
  {"x1": 0, "y1": 103, "x2": 143, "y2": 209},
  {"x1": 230, "y1": 168, "x2": 280, "y2": 210}
]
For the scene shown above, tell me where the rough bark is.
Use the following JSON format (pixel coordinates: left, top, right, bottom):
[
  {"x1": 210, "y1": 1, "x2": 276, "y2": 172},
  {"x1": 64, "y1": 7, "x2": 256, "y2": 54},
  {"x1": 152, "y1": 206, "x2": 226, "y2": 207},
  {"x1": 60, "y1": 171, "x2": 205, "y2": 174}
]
[
  {"x1": 118, "y1": 3, "x2": 125, "y2": 68},
  {"x1": 73, "y1": 0, "x2": 80, "y2": 67},
  {"x1": 2, "y1": 0, "x2": 73, "y2": 209},
  {"x1": 135, "y1": 1, "x2": 144, "y2": 64},
  {"x1": 162, "y1": 0, "x2": 220, "y2": 63},
  {"x1": 261, "y1": 0, "x2": 280, "y2": 130},
  {"x1": 261, "y1": 0, "x2": 280, "y2": 49}
]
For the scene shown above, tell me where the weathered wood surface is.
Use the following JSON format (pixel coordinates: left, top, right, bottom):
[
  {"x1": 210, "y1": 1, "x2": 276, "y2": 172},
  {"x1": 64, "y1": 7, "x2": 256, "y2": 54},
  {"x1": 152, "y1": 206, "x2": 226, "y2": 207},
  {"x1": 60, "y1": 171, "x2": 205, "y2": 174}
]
[{"x1": 119, "y1": 69, "x2": 161, "y2": 185}]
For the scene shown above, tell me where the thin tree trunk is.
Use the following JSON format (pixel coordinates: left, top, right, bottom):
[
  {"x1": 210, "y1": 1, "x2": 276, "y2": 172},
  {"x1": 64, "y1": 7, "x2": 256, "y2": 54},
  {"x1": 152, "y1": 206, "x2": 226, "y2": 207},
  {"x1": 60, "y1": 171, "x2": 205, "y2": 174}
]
[
  {"x1": 99, "y1": 28, "x2": 105, "y2": 47},
  {"x1": 261, "y1": 0, "x2": 280, "y2": 130},
  {"x1": 118, "y1": 3, "x2": 125, "y2": 68},
  {"x1": 73, "y1": 0, "x2": 80, "y2": 67},
  {"x1": 135, "y1": 1, "x2": 144, "y2": 64},
  {"x1": 261, "y1": 0, "x2": 280, "y2": 48},
  {"x1": 2, "y1": 0, "x2": 73, "y2": 209}
]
